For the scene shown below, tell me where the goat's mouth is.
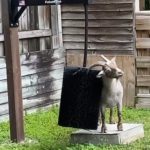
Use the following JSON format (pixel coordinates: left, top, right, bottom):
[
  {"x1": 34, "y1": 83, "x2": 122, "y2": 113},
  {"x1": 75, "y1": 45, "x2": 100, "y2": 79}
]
[{"x1": 116, "y1": 74, "x2": 123, "y2": 78}]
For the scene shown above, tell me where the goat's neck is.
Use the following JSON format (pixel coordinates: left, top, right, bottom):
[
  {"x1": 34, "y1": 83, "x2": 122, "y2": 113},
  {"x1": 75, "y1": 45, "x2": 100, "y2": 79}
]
[{"x1": 102, "y1": 76, "x2": 119, "y2": 89}]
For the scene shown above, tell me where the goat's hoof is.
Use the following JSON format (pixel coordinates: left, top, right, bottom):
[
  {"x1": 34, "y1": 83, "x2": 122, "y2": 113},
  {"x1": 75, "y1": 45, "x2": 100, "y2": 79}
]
[
  {"x1": 117, "y1": 123, "x2": 123, "y2": 131},
  {"x1": 109, "y1": 120, "x2": 116, "y2": 124},
  {"x1": 101, "y1": 127, "x2": 107, "y2": 133}
]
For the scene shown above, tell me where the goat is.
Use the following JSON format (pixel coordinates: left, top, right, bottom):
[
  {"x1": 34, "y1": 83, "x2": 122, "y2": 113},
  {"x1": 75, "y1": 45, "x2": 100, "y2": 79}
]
[{"x1": 89, "y1": 55, "x2": 124, "y2": 133}]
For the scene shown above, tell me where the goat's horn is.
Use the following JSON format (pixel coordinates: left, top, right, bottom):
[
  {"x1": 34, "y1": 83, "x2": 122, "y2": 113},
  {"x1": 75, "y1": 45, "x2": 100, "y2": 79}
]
[
  {"x1": 89, "y1": 63, "x2": 104, "y2": 70},
  {"x1": 100, "y1": 55, "x2": 110, "y2": 62}
]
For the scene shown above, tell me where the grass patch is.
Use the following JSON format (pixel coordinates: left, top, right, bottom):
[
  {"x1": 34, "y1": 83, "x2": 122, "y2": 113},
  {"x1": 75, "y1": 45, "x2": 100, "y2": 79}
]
[{"x1": 0, "y1": 106, "x2": 150, "y2": 150}]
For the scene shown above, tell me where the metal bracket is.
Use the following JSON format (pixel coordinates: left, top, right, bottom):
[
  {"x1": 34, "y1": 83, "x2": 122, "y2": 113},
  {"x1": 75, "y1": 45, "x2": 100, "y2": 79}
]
[
  {"x1": 9, "y1": 0, "x2": 61, "y2": 27},
  {"x1": 10, "y1": 4, "x2": 27, "y2": 27}
]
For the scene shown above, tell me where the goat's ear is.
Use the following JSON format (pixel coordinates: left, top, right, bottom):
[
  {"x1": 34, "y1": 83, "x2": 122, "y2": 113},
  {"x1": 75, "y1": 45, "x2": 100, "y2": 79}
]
[
  {"x1": 111, "y1": 56, "x2": 116, "y2": 63},
  {"x1": 97, "y1": 70, "x2": 105, "y2": 78}
]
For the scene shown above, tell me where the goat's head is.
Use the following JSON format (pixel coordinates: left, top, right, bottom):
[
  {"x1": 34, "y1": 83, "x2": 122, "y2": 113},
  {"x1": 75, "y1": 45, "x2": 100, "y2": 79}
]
[{"x1": 89, "y1": 55, "x2": 124, "y2": 79}]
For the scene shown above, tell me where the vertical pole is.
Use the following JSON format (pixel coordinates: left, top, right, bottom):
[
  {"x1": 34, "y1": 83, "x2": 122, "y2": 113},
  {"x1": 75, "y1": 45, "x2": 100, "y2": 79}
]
[
  {"x1": 2, "y1": 0, "x2": 24, "y2": 143},
  {"x1": 135, "y1": 0, "x2": 140, "y2": 12},
  {"x1": 83, "y1": 4, "x2": 88, "y2": 67}
]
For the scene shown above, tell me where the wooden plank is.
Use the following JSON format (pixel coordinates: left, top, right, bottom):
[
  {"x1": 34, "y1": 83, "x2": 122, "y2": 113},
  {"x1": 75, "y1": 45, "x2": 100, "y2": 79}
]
[
  {"x1": 0, "y1": 29, "x2": 52, "y2": 42},
  {"x1": 137, "y1": 87, "x2": 150, "y2": 94},
  {"x1": 21, "y1": 7, "x2": 29, "y2": 53},
  {"x1": 136, "y1": 38, "x2": 150, "y2": 49},
  {"x1": 0, "y1": 68, "x2": 64, "y2": 93},
  {"x1": 0, "y1": 48, "x2": 65, "y2": 69},
  {"x1": 63, "y1": 27, "x2": 133, "y2": 35},
  {"x1": 58, "y1": 5, "x2": 63, "y2": 47},
  {"x1": 0, "y1": 79, "x2": 63, "y2": 104},
  {"x1": 136, "y1": 15, "x2": 150, "y2": 30},
  {"x1": 62, "y1": 11, "x2": 133, "y2": 20},
  {"x1": 135, "y1": 0, "x2": 140, "y2": 12},
  {"x1": 137, "y1": 75, "x2": 150, "y2": 86},
  {"x1": 38, "y1": 6, "x2": 46, "y2": 51},
  {"x1": 0, "y1": 89, "x2": 61, "y2": 116},
  {"x1": 19, "y1": 30, "x2": 52, "y2": 39},
  {"x1": 62, "y1": 3, "x2": 133, "y2": 12},
  {"x1": 2, "y1": 0, "x2": 24, "y2": 142},
  {"x1": 51, "y1": 5, "x2": 60, "y2": 49},
  {"x1": 28, "y1": 6, "x2": 39, "y2": 52},
  {"x1": 67, "y1": 49, "x2": 134, "y2": 55},
  {"x1": 63, "y1": 35, "x2": 134, "y2": 43},
  {"x1": 136, "y1": 103, "x2": 150, "y2": 109},
  {"x1": 137, "y1": 94, "x2": 150, "y2": 97},
  {"x1": 22, "y1": 79, "x2": 62, "y2": 99},
  {"x1": 62, "y1": 20, "x2": 133, "y2": 28},
  {"x1": 64, "y1": 42, "x2": 134, "y2": 50},
  {"x1": 136, "y1": 11, "x2": 150, "y2": 16},
  {"x1": 136, "y1": 97, "x2": 150, "y2": 105},
  {"x1": 136, "y1": 56, "x2": 150, "y2": 68}
]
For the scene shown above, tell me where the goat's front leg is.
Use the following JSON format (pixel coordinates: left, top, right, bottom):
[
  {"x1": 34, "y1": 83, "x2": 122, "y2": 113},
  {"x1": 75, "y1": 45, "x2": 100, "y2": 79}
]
[
  {"x1": 101, "y1": 105, "x2": 107, "y2": 133},
  {"x1": 98, "y1": 111, "x2": 101, "y2": 126},
  {"x1": 117, "y1": 103, "x2": 123, "y2": 131}
]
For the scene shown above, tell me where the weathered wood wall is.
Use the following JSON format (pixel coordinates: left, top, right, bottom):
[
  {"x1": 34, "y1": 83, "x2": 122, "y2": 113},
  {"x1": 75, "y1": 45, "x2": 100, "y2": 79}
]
[
  {"x1": 135, "y1": 11, "x2": 150, "y2": 108},
  {"x1": 0, "y1": 2, "x2": 64, "y2": 121},
  {"x1": 0, "y1": 48, "x2": 64, "y2": 121},
  {"x1": 62, "y1": 0, "x2": 135, "y2": 106},
  {"x1": 62, "y1": 0, "x2": 135, "y2": 55}
]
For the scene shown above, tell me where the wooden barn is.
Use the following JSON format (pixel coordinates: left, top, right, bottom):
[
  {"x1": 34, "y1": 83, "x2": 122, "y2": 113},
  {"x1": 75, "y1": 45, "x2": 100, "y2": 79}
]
[{"x1": 0, "y1": 0, "x2": 150, "y2": 124}]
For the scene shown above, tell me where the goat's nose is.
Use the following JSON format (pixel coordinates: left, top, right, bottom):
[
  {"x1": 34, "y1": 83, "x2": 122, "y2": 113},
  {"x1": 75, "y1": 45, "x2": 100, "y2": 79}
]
[{"x1": 118, "y1": 71, "x2": 124, "y2": 76}]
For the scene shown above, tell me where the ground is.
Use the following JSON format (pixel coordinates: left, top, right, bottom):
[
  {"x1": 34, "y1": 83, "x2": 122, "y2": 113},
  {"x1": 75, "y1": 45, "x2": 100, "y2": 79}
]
[{"x1": 0, "y1": 106, "x2": 150, "y2": 150}]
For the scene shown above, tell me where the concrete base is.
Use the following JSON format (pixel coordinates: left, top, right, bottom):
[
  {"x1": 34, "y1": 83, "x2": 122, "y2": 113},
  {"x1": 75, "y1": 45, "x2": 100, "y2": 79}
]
[{"x1": 70, "y1": 123, "x2": 144, "y2": 145}]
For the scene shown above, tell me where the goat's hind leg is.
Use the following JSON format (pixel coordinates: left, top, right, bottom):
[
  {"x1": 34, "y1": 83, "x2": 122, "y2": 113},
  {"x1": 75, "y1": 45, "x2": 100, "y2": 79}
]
[
  {"x1": 117, "y1": 104, "x2": 123, "y2": 131},
  {"x1": 101, "y1": 106, "x2": 107, "y2": 133},
  {"x1": 109, "y1": 108, "x2": 115, "y2": 124}
]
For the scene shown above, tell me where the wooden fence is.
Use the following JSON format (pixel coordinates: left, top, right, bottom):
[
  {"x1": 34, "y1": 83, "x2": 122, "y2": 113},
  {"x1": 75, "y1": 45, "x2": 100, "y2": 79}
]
[
  {"x1": 135, "y1": 11, "x2": 150, "y2": 108},
  {"x1": 0, "y1": 2, "x2": 64, "y2": 121}
]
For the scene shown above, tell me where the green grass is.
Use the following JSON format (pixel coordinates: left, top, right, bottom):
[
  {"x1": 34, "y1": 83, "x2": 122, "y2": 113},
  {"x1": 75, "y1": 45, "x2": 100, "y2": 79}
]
[{"x1": 0, "y1": 106, "x2": 150, "y2": 150}]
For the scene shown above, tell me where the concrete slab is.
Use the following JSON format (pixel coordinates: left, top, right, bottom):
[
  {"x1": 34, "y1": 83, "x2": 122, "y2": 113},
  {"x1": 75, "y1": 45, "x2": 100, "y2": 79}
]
[{"x1": 70, "y1": 123, "x2": 144, "y2": 145}]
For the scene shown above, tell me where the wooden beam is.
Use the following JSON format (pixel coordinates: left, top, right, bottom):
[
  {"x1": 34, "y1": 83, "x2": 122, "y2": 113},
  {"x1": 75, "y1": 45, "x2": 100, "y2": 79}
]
[
  {"x1": 136, "y1": 38, "x2": 150, "y2": 49},
  {"x1": 136, "y1": 15, "x2": 150, "y2": 30},
  {"x1": 51, "y1": 5, "x2": 60, "y2": 49},
  {"x1": 136, "y1": 56, "x2": 150, "y2": 68},
  {"x1": 2, "y1": 0, "x2": 24, "y2": 143},
  {"x1": 0, "y1": 29, "x2": 52, "y2": 42},
  {"x1": 135, "y1": 0, "x2": 140, "y2": 12},
  {"x1": 137, "y1": 75, "x2": 150, "y2": 86}
]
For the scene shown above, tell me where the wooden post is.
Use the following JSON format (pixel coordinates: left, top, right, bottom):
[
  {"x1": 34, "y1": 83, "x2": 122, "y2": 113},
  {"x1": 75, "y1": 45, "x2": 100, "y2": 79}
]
[
  {"x1": 51, "y1": 5, "x2": 62, "y2": 49},
  {"x1": 135, "y1": 0, "x2": 140, "y2": 12},
  {"x1": 2, "y1": 0, "x2": 24, "y2": 142}
]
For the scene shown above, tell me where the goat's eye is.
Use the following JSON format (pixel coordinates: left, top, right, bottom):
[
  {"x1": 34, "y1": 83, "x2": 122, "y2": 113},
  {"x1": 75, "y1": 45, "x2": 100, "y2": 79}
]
[{"x1": 112, "y1": 68, "x2": 116, "y2": 72}]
